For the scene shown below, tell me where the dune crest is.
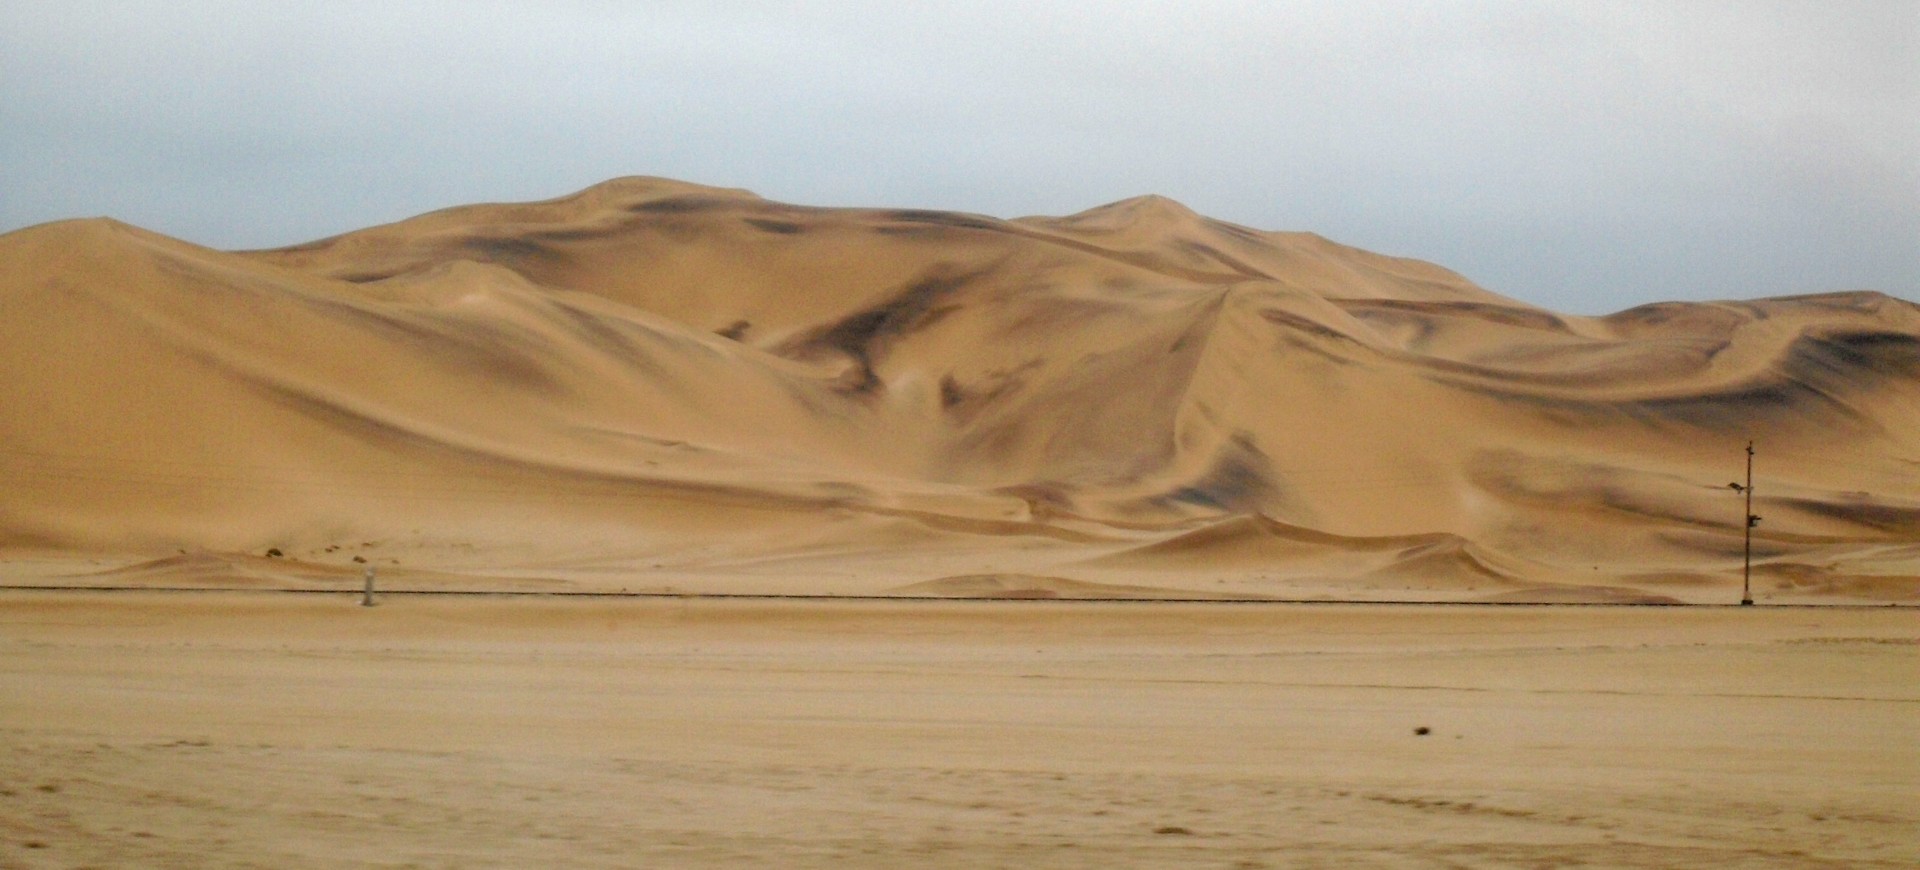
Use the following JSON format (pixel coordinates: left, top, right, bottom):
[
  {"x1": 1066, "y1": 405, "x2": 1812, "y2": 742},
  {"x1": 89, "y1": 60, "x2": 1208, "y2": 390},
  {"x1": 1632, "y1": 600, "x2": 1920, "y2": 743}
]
[{"x1": 2, "y1": 180, "x2": 1915, "y2": 601}]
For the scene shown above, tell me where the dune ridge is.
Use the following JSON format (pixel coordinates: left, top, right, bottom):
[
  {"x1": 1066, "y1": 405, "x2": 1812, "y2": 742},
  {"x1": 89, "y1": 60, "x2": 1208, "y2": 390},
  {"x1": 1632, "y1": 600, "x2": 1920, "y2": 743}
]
[{"x1": 2, "y1": 177, "x2": 1914, "y2": 601}]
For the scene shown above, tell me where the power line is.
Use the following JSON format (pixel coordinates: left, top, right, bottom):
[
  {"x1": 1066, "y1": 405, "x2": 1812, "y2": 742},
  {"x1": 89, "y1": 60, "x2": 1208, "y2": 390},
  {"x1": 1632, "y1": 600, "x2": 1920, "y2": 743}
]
[{"x1": 1728, "y1": 441, "x2": 1759, "y2": 606}]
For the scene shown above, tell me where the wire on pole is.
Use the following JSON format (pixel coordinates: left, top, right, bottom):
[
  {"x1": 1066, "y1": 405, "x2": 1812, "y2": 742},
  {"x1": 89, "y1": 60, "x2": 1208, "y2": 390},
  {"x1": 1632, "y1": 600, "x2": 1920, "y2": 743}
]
[{"x1": 1741, "y1": 440, "x2": 1756, "y2": 606}]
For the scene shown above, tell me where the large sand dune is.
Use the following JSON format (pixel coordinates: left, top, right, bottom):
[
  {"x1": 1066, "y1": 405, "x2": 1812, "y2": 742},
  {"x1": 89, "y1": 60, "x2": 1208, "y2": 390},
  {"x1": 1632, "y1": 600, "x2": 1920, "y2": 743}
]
[{"x1": 2, "y1": 177, "x2": 1915, "y2": 601}]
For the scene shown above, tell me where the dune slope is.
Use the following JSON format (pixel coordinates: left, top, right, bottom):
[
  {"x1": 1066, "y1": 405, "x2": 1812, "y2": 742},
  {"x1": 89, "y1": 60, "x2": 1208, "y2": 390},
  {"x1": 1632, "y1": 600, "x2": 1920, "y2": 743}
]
[{"x1": 2, "y1": 177, "x2": 1915, "y2": 600}]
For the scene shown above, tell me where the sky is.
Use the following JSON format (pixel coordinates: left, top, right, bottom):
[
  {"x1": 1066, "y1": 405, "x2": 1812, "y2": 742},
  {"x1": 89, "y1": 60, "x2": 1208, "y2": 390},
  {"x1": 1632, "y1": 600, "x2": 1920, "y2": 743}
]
[{"x1": 2, "y1": 1, "x2": 1914, "y2": 314}]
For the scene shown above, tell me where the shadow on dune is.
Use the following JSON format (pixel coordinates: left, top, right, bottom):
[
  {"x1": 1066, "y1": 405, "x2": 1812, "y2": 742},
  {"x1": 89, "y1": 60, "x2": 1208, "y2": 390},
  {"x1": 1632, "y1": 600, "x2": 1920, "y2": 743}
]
[{"x1": 2, "y1": 178, "x2": 1915, "y2": 601}]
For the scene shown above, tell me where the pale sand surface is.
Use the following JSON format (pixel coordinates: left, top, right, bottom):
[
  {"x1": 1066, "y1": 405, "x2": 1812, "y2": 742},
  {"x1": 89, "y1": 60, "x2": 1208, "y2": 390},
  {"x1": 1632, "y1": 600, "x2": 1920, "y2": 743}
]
[{"x1": 2, "y1": 592, "x2": 1913, "y2": 868}]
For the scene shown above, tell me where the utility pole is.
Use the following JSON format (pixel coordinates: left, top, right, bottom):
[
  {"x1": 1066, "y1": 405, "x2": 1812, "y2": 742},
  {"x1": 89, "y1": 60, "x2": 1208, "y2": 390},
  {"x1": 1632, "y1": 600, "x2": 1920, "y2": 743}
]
[
  {"x1": 361, "y1": 565, "x2": 377, "y2": 607},
  {"x1": 1728, "y1": 441, "x2": 1759, "y2": 606}
]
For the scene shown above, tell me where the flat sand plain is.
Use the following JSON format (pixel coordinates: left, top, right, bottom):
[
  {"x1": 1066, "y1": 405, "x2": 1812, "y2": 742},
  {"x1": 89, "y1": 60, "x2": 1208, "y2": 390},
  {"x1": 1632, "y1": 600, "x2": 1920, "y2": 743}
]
[{"x1": 1, "y1": 591, "x2": 1914, "y2": 868}]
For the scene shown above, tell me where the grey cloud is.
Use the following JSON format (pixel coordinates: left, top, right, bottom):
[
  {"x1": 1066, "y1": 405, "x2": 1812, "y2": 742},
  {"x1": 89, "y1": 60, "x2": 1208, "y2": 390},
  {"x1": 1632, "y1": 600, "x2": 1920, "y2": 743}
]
[{"x1": 2, "y1": 0, "x2": 1913, "y2": 313}]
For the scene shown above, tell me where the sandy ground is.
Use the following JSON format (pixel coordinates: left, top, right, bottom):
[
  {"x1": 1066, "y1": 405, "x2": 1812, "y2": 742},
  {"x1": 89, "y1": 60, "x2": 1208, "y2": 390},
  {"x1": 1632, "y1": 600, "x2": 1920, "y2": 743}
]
[{"x1": 1, "y1": 591, "x2": 1913, "y2": 868}]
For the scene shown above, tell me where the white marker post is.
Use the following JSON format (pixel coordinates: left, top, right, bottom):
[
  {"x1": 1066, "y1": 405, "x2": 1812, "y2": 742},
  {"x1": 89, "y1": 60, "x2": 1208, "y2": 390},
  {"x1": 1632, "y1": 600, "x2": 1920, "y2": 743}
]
[{"x1": 361, "y1": 565, "x2": 377, "y2": 607}]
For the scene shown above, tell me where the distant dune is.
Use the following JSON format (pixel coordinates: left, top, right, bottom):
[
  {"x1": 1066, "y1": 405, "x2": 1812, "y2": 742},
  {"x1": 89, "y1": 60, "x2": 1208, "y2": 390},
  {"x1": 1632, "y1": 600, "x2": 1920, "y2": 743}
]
[{"x1": 2, "y1": 177, "x2": 1915, "y2": 601}]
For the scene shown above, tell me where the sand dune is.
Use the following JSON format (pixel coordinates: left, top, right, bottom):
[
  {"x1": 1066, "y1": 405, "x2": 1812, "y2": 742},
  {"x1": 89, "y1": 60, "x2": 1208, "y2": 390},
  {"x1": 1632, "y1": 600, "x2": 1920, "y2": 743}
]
[{"x1": 2, "y1": 177, "x2": 1915, "y2": 600}]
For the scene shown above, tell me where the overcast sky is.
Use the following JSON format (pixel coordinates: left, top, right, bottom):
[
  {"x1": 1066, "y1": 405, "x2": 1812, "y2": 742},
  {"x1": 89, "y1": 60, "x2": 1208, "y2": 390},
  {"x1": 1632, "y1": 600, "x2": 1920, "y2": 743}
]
[{"x1": 3, "y1": 1, "x2": 1914, "y2": 313}]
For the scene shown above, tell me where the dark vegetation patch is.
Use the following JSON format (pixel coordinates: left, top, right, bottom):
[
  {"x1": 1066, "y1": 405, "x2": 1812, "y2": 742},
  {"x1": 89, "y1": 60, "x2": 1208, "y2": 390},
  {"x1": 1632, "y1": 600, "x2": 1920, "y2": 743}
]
[
  {"x1": 462, "y1": 236, "x2": 554, "y2": 262},
  {"x1": 646, "y1": 219, "x2": 712, "y2": 245},
  {"x1": 869, "y1": 224, "x2": 944, "y2": 237},
  {"x1": 742, "y1": 218, "x2": 804, "y2": 234},
  {"x1": 1825, "y1": 329, "x2": 1920, "y2": 355},
  {"x1": 624, "y1": 197, "x2": 733, "y2": 214},
  {"x1": 794, "y1": 265, "x2": 987, "y2": 392},
  {"x1": 715, "y1": 320, "x2": 752, "y2": 341},
  {"x1": 1629, "y1": 383, "x2": 1800, "y2": 423},
  {"x1": 1163, "y1": 432, "x2": 1280, "y2": 512},
  {"x1": 1780, "y1": 497, "x2": 1920, "y2": 534},
  {"x1": 1622, "y1": 379, "x2": 1867, "y2": 431},
  {"x1": 459, "y1": 236, "x2": 571, "y2": 275},
  {"x1": 336, "y1": 270, "x2": 402, "y2": 284},
  {"x1": 1781, "y1": 331, "x2": 1920, "y2": 387},
  {"x1": 938, "y1": 360, "x2": 1044, "y2": 421},
  {"x1": 530, "y1": 225, "x2": 618, "y2": 242},
  {"x1": 1448, "y1": 370, "x2": 1861, "y2": 432}
]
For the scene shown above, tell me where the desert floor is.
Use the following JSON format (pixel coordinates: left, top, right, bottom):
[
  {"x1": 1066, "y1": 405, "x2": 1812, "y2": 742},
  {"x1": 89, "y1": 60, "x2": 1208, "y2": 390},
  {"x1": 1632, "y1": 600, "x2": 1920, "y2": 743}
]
[{"x1": 1, "y1": 591, "x2": 1914, "y2": 869}]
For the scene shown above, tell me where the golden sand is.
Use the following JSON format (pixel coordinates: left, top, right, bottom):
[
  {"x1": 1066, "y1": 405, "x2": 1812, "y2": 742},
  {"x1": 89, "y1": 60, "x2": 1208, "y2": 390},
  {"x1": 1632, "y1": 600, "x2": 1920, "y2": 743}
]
[
  {"x1": 0, "y1": 178, "x2": 1914, "y2": 601},
  {"x1": 1, "y1": 592, "x2": 1913, "y2": 867},
  {"x1": 2, "y1": 178, "x2": 1915, "y2": 864}
]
